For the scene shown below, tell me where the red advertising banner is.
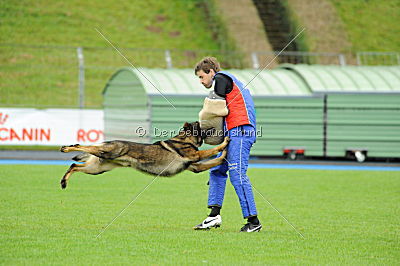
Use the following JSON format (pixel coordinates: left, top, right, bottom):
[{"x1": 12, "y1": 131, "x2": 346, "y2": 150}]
[{"x1": 0, "y1": 108, "x2": 104, "y2": 145}]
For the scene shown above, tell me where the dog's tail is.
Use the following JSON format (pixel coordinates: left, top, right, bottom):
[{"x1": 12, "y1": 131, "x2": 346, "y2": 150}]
[{"x1": 72, "y1": 152, "x2": 91, "y2": 162}]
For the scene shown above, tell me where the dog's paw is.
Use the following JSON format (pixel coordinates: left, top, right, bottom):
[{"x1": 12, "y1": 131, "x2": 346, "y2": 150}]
[
  {"x1": 60, "y1": 179, "x2": 67, "y2": 189},
  {"x1": 60, "y1": 144, "x2": 80, "y2": 153},
  {"x1": 220, "y1": 149, "x2": 228, "y2": 159},
  {"x1": 220, "y1": 137, "x2": 230, "y2": 148}
]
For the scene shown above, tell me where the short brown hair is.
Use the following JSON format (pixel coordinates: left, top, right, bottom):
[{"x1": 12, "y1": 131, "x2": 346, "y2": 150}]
[{"x1": 194, "y1": 57, "x2": 220, "y2": 74}]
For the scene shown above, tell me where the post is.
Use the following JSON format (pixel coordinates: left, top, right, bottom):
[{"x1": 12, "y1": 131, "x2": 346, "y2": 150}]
[
  {"x1": 323, "y1": 94, "x2": 328, "y2": 157},
  {"x1": 165, "y1": 49, "x2": 173, "y2": 69},
  {"x1": 338, "y1": 54, "x2": 346, "y2": 66},
  {"x1": 148, "y1": 96, "x2": 153, "y2": 144},
  {"x1": 251, "y1": 52, "x2": 260, "y2": 69},
  {"x1": 356, "y1": 53, "x2": 361, "y2": 66},
  {"x1": 77, "y1": 47, "x2": 85, "y2": 108}
]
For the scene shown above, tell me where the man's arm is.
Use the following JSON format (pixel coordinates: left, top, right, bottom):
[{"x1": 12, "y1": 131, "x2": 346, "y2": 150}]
[{"x1": 214, "y1": 74, "x2": 233, "y2": 98}]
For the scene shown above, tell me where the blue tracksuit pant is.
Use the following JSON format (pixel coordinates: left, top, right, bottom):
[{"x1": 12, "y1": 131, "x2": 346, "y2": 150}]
[{"x1": 207, "y1": 125, "x2": 258, "y2": 218}]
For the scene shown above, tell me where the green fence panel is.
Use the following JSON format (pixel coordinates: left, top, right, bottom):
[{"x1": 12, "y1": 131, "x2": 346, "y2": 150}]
[
  {"x1": 103, "y1": 66, "x2": 400, "y2": 159},
  {"x1": 253, "y1": 97, "x2": 324, "y2": 156},
  {"x1": 326, "y1": 94, "x2": 400, "y2": 157}
]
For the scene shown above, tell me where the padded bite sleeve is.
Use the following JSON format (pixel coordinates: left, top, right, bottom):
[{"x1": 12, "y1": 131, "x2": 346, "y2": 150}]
[{"x1": 199, "y1": 91, "x2": 228, "y2": 145}]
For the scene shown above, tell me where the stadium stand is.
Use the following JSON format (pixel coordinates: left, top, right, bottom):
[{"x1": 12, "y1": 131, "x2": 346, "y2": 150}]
[{"x1": 103, "y1": 65, "x2": 400, "y2": 159}]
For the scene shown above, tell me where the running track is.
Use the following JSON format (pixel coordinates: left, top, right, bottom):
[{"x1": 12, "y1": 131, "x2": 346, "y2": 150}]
[{"x1": 1, "y1": 159, "x2": 400, "y2": 171}]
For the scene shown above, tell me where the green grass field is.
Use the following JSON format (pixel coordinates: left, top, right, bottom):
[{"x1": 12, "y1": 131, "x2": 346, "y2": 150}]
[
  {"x1": 1, "y1": 165, "x2": 399, "y2": 264},
  {"x1": 0, "y1": 0, "x2": 226, "y2": 108},
  {"x1": 329, "y1": 0, "x2": 400, "y2": 52}
]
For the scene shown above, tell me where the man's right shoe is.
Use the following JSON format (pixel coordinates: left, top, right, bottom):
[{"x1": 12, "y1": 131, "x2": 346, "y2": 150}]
[
  {"x1": 240, "y1": 222, "x2": 262, "y2": 232},
  {"x1": 193, "y1": 215, "x2": 222, "y2": 230}
]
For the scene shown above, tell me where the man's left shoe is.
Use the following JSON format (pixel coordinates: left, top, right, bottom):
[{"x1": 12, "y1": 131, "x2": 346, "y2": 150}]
[
  {"x1": 193, "y1": 215, "x2": 222, "y2": 230},
  {"x1": 240, "y1": 222, "x2": 262, "y2": 232}
]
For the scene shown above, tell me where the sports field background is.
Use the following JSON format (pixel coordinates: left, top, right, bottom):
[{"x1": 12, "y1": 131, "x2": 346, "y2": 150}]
[
  {"x1": 1, "y1": 165, "x2": 399, "y2": 264},
  {"x1": 1, "y1": 0, "x2": 399, "y2": 108},
  {"x1": 1, "y1": 0, "x2": 399, "y2": 264}
]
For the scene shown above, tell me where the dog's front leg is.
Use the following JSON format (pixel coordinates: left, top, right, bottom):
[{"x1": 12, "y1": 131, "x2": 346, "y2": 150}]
[
  {"x1": 196, "y1": 137, "x2": 229, "y2": 160},
  {"x1": 188, "y1": 149, "x2": 227, "y2": 173}
]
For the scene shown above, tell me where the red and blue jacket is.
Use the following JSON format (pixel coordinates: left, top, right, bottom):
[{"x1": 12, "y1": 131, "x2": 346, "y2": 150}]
[{"x1": 217, "y1": 71, "x2": 256, "y2": 131}]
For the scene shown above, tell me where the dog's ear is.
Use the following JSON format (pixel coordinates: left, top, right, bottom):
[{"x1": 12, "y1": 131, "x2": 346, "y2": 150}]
[{"x1": 183, "y1": 122, "x2": 190, "y2": 129}]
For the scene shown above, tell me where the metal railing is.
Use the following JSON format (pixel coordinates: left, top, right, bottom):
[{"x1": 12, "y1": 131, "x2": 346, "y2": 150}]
[
  {"x1": 251, "y1": 51, "x2": 347, "y2": 67},
  {"x1": 356, "y1": 51, "x2": 400, "y2": 66},
  {"x1": 0, "y1": 43, "x2": 398, "y2": 109}
]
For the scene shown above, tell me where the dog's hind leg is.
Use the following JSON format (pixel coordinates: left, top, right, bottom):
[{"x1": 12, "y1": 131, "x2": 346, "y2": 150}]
[
  {"x1": 60, "y1": 163, "x2": 81, "y2": 189},
  {"x1": 60, "y1": 144, "x2": 100, "y2": 154},
  {"x1": 60, "y1": 143, "x2": 126, "y2": 160},
  {"x1": 60, "y1": 161, "x2": 94, "y2": 189},
  {"x1": 60, "y1": 156, "x2": 117, "y2": 189},
  {"x1": 188, "y1": 150, "x2": 227, "y2": 173},
  {"x1": 60, "y1": 159, "x2": 95, "y2": 189}
]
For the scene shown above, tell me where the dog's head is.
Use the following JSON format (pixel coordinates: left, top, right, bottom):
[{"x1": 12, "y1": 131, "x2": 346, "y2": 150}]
[{"x1": 178, "y1": 121, "x2": 204, "y2": 147}]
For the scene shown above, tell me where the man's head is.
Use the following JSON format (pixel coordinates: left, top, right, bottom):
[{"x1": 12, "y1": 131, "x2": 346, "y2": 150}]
[{"x1": 195, "y1": 57, "x2": 221, "y2": 89}]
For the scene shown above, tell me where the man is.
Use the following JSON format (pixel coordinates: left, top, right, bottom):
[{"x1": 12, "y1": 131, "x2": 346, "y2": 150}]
[{"x1": 193, "y1": 57, "x2": 262, "y2": 232}]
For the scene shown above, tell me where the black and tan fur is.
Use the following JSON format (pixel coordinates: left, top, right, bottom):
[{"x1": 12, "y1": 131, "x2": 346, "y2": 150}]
[{"x1": 59, "y1": 122, "x2": 229, "y2": 189}]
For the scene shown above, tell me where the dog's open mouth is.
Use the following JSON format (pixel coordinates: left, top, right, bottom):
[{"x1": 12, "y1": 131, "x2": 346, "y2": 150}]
[{"x1": 193, "y1": 122, "x2": 204, "y2": 146}]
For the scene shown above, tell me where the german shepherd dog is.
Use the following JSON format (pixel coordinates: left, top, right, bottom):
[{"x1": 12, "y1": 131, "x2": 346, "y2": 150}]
[{"x1": 59, "y1": 121, "x2": 229, "y2": 189}]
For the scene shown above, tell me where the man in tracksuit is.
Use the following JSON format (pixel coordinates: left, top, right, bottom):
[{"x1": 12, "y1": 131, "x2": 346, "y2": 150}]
[{"x1": 193, "y1": 57, "x2": 262, "y2": 232}]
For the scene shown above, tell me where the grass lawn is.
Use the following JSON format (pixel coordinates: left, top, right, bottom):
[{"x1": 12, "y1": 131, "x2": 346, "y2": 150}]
[
  {"x1": 0, "y1": 165, "x2": 399, "y2": 264},
  {"x1": 0, "y1": 0, "x2": 223, "y2": 108},
  {"x1": 0, "y1": 0, "x2": 219, "y2": 50},
  {"x1": 329, "y1": 0, "x2": 400, "y2": 52}
]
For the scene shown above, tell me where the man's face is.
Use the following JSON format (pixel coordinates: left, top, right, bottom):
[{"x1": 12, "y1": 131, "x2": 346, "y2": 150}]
[{"x1": 196, "y1": 69, "x2": 215, "y2": 89}]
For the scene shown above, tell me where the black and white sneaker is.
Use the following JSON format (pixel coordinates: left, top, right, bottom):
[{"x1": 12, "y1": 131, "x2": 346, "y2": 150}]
[
  {"x1": 240, "y1": 222, "x2": 262, "y2": 232},
  {"x1": 193, "y1": 215, "x2": 222, "y2": 230}
]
